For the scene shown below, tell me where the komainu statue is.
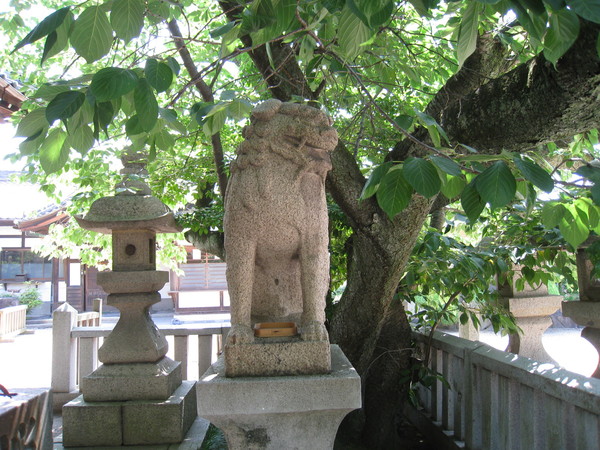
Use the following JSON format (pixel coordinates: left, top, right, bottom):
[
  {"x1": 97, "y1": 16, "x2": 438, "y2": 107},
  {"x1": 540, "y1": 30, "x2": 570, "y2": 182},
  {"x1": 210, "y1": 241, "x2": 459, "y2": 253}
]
[{"x1": 223, "y1": 99, "x2": 338, "y2": 354}]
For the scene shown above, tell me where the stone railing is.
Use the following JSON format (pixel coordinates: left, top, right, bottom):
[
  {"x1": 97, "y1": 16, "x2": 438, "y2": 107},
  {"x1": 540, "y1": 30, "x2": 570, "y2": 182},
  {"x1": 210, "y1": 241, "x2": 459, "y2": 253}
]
[
  {"x1": 0, "y1": 305, "x2": 27, "y2": 340},
  {"x1": 51, "y1": 302, "x2": 229, "y2": 409},
  {"x1": 408, "y1": 330, "x2": 600, "y2": 449}
]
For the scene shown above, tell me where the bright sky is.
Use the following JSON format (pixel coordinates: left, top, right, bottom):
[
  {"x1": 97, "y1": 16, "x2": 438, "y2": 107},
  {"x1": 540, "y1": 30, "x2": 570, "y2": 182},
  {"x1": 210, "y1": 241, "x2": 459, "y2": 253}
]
[{"x1": 0, "y1": 122, "x2": 56, "y2": 218}]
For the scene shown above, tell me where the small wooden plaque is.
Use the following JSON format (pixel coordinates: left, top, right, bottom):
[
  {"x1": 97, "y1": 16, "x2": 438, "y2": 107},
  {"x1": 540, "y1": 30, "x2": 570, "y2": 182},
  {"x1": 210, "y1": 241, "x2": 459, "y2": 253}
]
[{"x1": 254, "y1": 322, "x2": 297, "y2": 338}]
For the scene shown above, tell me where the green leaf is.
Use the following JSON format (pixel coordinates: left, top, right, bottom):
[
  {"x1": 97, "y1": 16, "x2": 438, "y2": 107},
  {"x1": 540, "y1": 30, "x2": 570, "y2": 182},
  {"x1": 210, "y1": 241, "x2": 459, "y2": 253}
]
[
  {"x1": 111, "y1": 0, "x2": 145, "y2": 43},
  {"x1": 70, "y1": 6, "x2": 113, "y2": 63},
  {"x1": 166, "y1": 56, "x2": 181, "y2": 76},
  {"x1": 475, "y1": 161, "x2": 517, "y2": 209},
  {"x1": 134, "y1": 78, "x2": 159, "y2": 132},
  {"x1": 559, "y1": 208, "x2": 589, "y2": 248},
  {"x1": 274, "y1": 0, "x2": 296, "y2": 30},
  {"x1": 440, "y1": 175, "x2": 466, "y2": 200},
  {"x1": 576, "y1": 164, "x2": 600, "y2": 183},
  {"x1": 33, "y1": 84, "x2": 70, "y2": 101},
  {"x1": 145, "y1": 59, "x2": 174, "y2": 93},
  {"x1": 39, "y1": 128, "x2": 69, "y2": 174},
  {"x1": 461, "y1": 182, "x2": 485, "y2": 222},
  {"x1": 19, "y1": 129, "x2": 47, "y2": 156},
  {"x1": 202, "y1": 104, "x2": 228, "y2": 137},
  {"x1": 16, "y1": 108, "x2": 49, "y2": 138},
  {"x1": 91, "y1": 68, "x2": 138, "y2": 102},
  {"x1": 457, "y1": 2, "x2": 480, "y2": 68},
  {"x1": 153, "y1": 129, "x2": 175, "y2": 151},
  {"x1": 210, "y1": 21, "x2": 237, "y2": 38},
  {"x1": 394, "y1": 114, "x2": 413, "y2": 130},
  {"x1": 568, "y1": 0, "x2": 600, "y2": 24},
  {"x1": 12, "y1": 7, "x2": 70, "y2": 53},
  {"x1": 541, "y1": 203, "x2": 565, "y2": 228},
  {"x1": 543, "y1": 9, "x2": 580, "y2": 65},
  {"x1": 403, "y1": 157, "x2": 441, "y2": 198},
  {"x1": 66, "y1": 124, "x2": 95, "y2": 154},
  {"x1": 360, "y1": 161, "x2": 394, "y2": 199},
  {"x1": 41, "y1": 11, "x2": 73, "y2": 64},
  {"x1": 228, "y1": 98, "x2": 253, "y2": 121},
  {"x1": 591, "y1": 183, "x2": 600, "y2": 206},
  {"x1": 513, "y1": 156, "x2": 554, "y2": 193},
  {"x1": 338, "y1": 6, "x2": 372, "y2": 60},
  {"x1": 94, "y1": 101, "x2": 116, "y2": 138},
  {"x1": 430, "y1": 156, "x2": 462, "y2": 176},
  {"x1": 376, "y1": 167, "x2": 413, "y2": 219},
  {"x1": 46, "y1": 91, "x2": 85, "y2": 125},
  {"x1": 125, "y1": 115, "x2": 144, "y2": 136},
  {"x1": 546, "y1": 0, "x2": 566, "y2": 10}
]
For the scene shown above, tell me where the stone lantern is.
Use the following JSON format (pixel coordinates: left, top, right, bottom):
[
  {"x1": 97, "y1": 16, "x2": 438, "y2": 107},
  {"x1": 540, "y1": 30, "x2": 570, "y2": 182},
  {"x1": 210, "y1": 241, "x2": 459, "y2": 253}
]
[
  {"x1": 562, "y1": 243, "x2": 600, "y2": 378},
  {"x1": 61, "y1": 151, "x2": 197, "y2": 447}
]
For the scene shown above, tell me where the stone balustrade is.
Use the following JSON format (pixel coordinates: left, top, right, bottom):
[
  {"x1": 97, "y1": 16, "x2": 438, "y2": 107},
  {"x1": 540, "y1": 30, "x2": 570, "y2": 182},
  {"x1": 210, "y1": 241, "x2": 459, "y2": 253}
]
[
  {"x1": 51, "y1": 303, "x2": 229, "y2": 409},
  {"x1": 0, "y1": 305, "x2": 26, "y2": 340},
  {"x1": 408, "y1": 330, "x2": 600, "y2": 449}
]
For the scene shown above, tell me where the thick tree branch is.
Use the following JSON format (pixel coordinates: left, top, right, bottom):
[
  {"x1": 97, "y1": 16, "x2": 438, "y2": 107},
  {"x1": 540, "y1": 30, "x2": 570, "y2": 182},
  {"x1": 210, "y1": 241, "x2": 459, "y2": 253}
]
[
  {"x1": 168, "y1": 19, "x2": 229, "y2": 198},
  {"x1": 218, "y1": 0, "x2": 316, "y2": 101},
  {"x1": 442, "y1": 21, "x2": 600, "y2": 153},
  {"x1": 393, "y1": 20, "x2": 600, "y2": 160}
]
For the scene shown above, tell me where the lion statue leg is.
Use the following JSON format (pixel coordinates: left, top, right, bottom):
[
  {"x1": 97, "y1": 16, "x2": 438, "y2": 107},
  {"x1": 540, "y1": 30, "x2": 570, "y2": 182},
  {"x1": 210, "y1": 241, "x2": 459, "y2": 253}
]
[
  {"x1": 224, "y1": 235, "x2": 255, "y2": 345},
  {"x1": 299, "y1": 232, "x2": 329, "y2": 342}
]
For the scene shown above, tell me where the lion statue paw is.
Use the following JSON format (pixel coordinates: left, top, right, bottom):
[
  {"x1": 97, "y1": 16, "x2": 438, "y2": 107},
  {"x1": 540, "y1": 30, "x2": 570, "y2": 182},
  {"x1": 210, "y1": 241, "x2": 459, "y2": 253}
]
[
  {"x1": 300, "y1": 320, "x2": 329, "y2": 342},
  {"x1": 226, "y1": 324, "x2": 255, "y2": 345}
]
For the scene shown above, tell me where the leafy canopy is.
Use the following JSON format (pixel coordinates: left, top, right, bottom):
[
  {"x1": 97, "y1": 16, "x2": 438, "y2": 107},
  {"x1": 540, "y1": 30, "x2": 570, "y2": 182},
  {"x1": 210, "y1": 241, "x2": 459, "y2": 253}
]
[{"x1": 3, "y1": 0, "x2": 600, "y2": 261}]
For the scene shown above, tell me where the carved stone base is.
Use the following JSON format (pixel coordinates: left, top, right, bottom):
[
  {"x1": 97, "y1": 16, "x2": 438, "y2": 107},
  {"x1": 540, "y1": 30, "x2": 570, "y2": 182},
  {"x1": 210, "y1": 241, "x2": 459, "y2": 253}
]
[
  {"x1": 63, "y1": 381, "x2": 196, "y2": 447},
  {"x1": 81, "y1": 357, "x2": 182, "y2": 402},
  {"x1": 224, "y1": 336, "x2": 331, "y2": 377},
  {"x1": 198, "y1": 345, "x2": 361, "y2": 450}
]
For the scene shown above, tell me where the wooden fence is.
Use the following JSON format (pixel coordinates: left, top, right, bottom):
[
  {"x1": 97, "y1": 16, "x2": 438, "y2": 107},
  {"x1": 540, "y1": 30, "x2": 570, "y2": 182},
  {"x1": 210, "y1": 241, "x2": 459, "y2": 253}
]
[
  {"x1": 0, "y1": 305, "x2": 27, "y2": 340},
  {"x1": 409, "y1": 330, "x2": 600, "y2": 449}
]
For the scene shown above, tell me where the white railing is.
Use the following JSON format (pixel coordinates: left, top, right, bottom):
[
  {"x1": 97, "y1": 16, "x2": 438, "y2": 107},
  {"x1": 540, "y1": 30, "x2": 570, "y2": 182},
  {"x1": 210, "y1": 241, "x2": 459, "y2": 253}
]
[
  {"x1": 409, "y1": 331, "x2": 600, "y2": 449},
  {"x1": 51, "y1": 301, "x2": 228, "y2": 408},
  {"x1": 0, "y1": 305, "x2": 27, "y2": 339}
]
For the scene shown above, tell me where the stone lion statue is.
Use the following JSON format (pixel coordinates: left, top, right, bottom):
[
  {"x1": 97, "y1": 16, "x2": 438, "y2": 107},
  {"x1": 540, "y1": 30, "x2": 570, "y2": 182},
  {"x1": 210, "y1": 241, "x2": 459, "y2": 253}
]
[{"x1": 223, "y1": 99, "x2": 338, "y2": 345}]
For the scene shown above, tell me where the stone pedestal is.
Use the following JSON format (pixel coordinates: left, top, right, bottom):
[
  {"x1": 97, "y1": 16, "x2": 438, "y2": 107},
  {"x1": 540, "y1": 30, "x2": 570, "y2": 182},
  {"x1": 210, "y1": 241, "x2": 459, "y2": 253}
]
[
  {"x1": 63, "y1": 381, "x2": 197, "y2": 447},
  {"x1": 198, "y1": 345, "x2": 361, "y2": 450},
  {"x1": 224, "y1": 336, "x2": 331, "y2": 377},
  {"x1": 502, "y1": 295, "x2": 562, "y2": 363},
  {"x1": 562, "y1": 301, "x2": 600, "y2": 378}
]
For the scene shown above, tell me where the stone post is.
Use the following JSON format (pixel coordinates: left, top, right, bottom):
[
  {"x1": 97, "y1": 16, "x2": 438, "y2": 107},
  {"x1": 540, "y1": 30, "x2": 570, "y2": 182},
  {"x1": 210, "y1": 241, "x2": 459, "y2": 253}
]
[
  {"x1": 51, "y1": 302, "x2": 78, "y2": 404},
  {"x1": 498, "y1": 267, "x2": 562, "y2": 363}
]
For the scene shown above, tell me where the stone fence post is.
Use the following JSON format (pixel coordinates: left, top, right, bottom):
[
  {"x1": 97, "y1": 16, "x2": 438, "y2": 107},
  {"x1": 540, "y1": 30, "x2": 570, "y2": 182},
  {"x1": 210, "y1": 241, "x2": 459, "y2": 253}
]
[{"x1": 51, "y1": 302, "x2": 79, "y2": 409}]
